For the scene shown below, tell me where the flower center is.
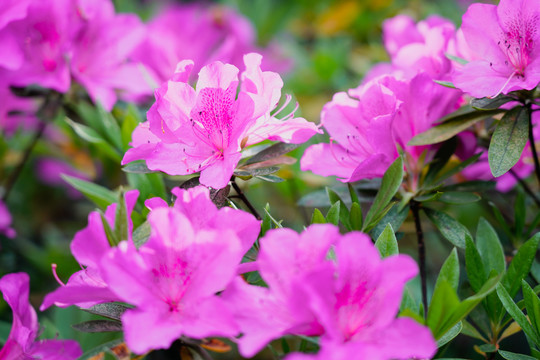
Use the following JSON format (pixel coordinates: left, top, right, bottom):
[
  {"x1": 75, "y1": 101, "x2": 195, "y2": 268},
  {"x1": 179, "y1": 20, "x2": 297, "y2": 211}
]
[{"x1": 498, "y1": 14, "x2": 538, "y2": 76}]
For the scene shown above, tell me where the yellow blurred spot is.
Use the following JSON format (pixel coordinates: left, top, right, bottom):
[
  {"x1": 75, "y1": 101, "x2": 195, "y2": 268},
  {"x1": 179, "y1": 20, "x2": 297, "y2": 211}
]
[{"x1": 316, "y1": 1, "x2": 361, "y2": 36}]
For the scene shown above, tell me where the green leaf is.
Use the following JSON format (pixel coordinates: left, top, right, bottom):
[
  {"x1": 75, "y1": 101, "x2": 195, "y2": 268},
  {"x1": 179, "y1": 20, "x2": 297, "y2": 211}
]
[
  {"x1": 370, "y1": 204, "x2": 409, "y2": 240},
  {"x1": 439, "y1": 192, "x2": 481, "y2": 205},
  {"x1": 114, "y1": 191, "x2": 128, "y2": 243},
  {"x1": 461, "y1": 320, "x2": 488, "y2": 342},
  {"x1": 244, "y1": 142, "x2": 299, "y2": 165},
  {"x1": 435, "y1": 248, "x2": 460, "y2": 292},
  {"x1": 471, "y1": 95, "x2": 515, "y2": 110},
  {"x1": 256, "y1": 174, "x2": 285, "y2": 183},
  {"x1": 97, "y1": 105, "x2": 123, "y2": 150},
  {"x1": 375, "y1": 224, "x2": 398, "y2": 258},
  {"x1": 414, "y1": 192, "x2": 443, "y2": 203},
  {"x1": 409, "y1": 109, "x2": 504, "y2": 146},
  {"x1": 496, "y1": 283, "x2": 540, "y2": 345},
  {"x1": 349, "y1": 202, "x2": 363, "y2": 231},
  {"x1": 498, "y1": 350, "x2": 537, "y2": 360},
  {"x1": 326, "y1": 201, "x2": 340, "y2": 226},
  {"x1": 422, "y1": 138, "x2": 457, "y2": 187},
  {"x1": 72, "y1": 320, "x2": 123, "y2": 333},
  {"x1": 433, "y1": 80, "x2": 457, "y2": 89},
  {"x1": 122, "y1": 161, "x2": 156, "y2": 173},
  {"x1": 489, "y1": 106, "x2": 530, "y2": 177},
  {"x1": 127, "y1": 172, "x2": 167, "y2": 204},
  {"x1": 433, "y1": 152, "x2": 482, "y2": 185},
  {"x1": 363, "y1": 156, "x2": 403, "y2": 231},
  {"x1": 132, "y1": 221, "x2": 151, "y2": 248},
  {"x1": 100, "y1": 212, "x2": 119, "y2": 247},
  {"x1": 476, "y1": 218, "x2": 505, "y2": 275},
  {"x1": 64, "y1": 118, "x2": 121, "y2": 162},
  {"x1": 445, "y1": 53, "x2": 468, "y2": 65},
  {"x1": 348, "y1": 183, "x2": 359, "y2": 204},
  {"x1": 522, "y1": 280, "x2": 540, "y2": 336},
  {"x1": 62, "y1": 175, "x2": 117, "y2": 209},
  {"x1": 326, "y1": 187, "x2": 351, "y2": 229},
  {"x1": 78, "y1": 339, "x2": 124, "y2": 360},
  {"x1": 424, "y1": 208, "x2": 472, "y2": 248},
  {"x1": 437, "y1": 321, "x2": 462, "y2": 348},
  {"x1": 234, "y1": 166, "x2": 280, "y2": 178},
  {"x1": 502, "y1": 233, "x2": 540, "y2": 297},
  {"x1": 311, "y1": 208, "x2": 326, "y2": 224},
  {"x1": 82, "y1": 303, "x2": 130, "y2": 321},
  {"x1": 427, "y1": 280, "x2": 460, "y2": 336},
  {"x1": 465, "y1": 237, "x2": 487, "y2": 292}
]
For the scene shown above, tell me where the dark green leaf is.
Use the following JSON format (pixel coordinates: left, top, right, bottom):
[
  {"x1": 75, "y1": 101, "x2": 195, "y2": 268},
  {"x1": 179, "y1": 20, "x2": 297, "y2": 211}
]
[
  {"x1": 62, "y1": 175, "x2": 117, "y2": 209},
  {"x1": 375, "y1": 224, "x2": 398, "y2": 258},
  {"x1": 465, "y1": 237, "x2": 487, "y2": 292},
  {"x1": 489, "y1": 106, "x2": 530, "y2": 177},
  {"x1": 471, "y1": 95, "x2": 514, "y2": 110},
  {"x1": 72, "y1": 320, "x2": 123, "y2": 333},
  {"x1": 424, "y1": 208, "x2": 472, "y2": 248},
  {"x1": 369, "y1": 204, "x2": 409, "y2": 240},
  {"x1": 244, "y1": 142, "x2": 299, "y2": 165},
  {"x1": 409, "y1": 109, "x2": 504, "y2": 146},
  {"x1": 502, "y1": 233, "x2": 540, "y2": 297},
  {"x1": 522, "y1": 280, "x2": 540, "y2": 336},
  {"x1": 435, "y1": 248, "x2": 460, "y2": 292},
  {"x1": 437, "y1": 322, "x2": 463, "y2": 348},
  {"x1": 423, "y1": 138, "x2": 457, "y2": 186},
  {"x1": 496, "y1": 283, "x2": 540, "y2": 345},
  {"x1": 64, "y1": 118, "x2": 121, "y2": 162},
  {"x1": 477, "y1": 344, "x2": 497, "y2": 353},
  {"x1": 82, "y1": 303, "x2": 129, "y2": 321},
  {"x1": 476, "y1": 218, "x2": 505, "y2": 275},
  {"x1": 132, "y1": 221, "x2": 151, "y2": 248},
  {"x1": 414, "y1": 192, "x2": 443, "y2": 203},
  {"x1": 498, "y1": 350, "x2": 537, "y2": 360},
  {"x1": 326, "y1": 202, "x2": 340, "y2": 226},
  {"x1": 515, "y1": 190, "x2": 526, "y2": 238},
  {"x1": 326, "y1": 187, "x2": 351, "y2": 229},
  {"x1": 256, "y1": 174, "x2": 284, "y2": 183},
  {"x1": 311, "y1": 208, "x2": 326, "y2": 224},
  {"x1": 234, "y1": 166, "x2": 280, "y2": 178},
  {"x1": 100, "y1": 212, "x2": 119, "y2": 247},
  {"x1": 97, "y1": 105, "x2": 123, "y2": 150},
  {"x1": 427, "y1": 280, "x2": 460, "y2": 337},
  {"x1": 122, "y1": 161, "x2": 156, "y2": 173},
  {"x1": 114, "y1": 191, "x2": 128, "y2": 243},
  {"x1": 439, "y1": 192, "x2": 481, "y2": 204},
  {"x1": 433, "y1": 152, "x2": 482, "y2": 185},
  {"x1": 363, "y1": 156, "x2": 403, "y2": 230},
  {"x1": 349, "y1": 202, "x2": 362, "y2": 230},
  {"x1": 348, "y1": 183, "x2": 359, "y2": 204}
]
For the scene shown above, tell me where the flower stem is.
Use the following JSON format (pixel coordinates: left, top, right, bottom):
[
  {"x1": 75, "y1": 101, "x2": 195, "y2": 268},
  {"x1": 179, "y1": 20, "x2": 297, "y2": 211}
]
[
  {"x1": 231, "y1": 178, "x2": 261, "y2": 220},
  {"x1": 411, "y1": 200, "x2": 427, "y2": 319}
]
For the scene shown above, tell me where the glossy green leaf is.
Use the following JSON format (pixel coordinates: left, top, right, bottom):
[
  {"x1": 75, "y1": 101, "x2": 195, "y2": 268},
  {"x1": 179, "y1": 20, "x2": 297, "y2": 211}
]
[
  {"x1": 326, "y1": 201, "x2": 340, "y2": 226},
  {"x1": 489, "y1": 106, "x2": 530, "y2": 177},
  {"x1": 311, "y1": 208, "x2": 326, "y2": 224},
  {"x1": 256, "y1": 174, "x2": 285, "y2": 183},
  {"x1": 65, "y1": 118, "x2": 121, "y2": 162},
  {"x1": 363, "y1": 156, "x2": 403, "y2": 231},
  {"x1": 349, "y1": 202, "x2": 362, "y2": 230},
  {"x1": 62, "y1": 175, "x2": 117, "y2": 209},
  {"x1": 132, "y1": 221, "x2": 150, "y2": 248},
  {"x1": 424, "y1": 208, "x2": 471, "y2": 249},
  {"x1": 348, "y1": 183, "x2": 359, "y2": 204},
  {"x1": 435, "y1": 248, "x2": 460, "y2": 292},
  {"x1": 427, "y1": 280, "x2": 460, "y2": 337},
  {"x1": 522, "y1": 280, "x2": 540, "y2": 336},
  {"x1": 326, "y1": 187, "x2": 351, "y2": 229},
  {"x1": 409, "y1": 109, "x2": 503, "y2": 146},
  {"x1": 496, "y1": 283, "x2": 540, "y2": 345},
  {"x1": 445, "y1": 53, "x2": 468, "y2": 65},
  {"x1": 502, "y1": 233, "x2": 540, "y2": 297},
  {"x1": 471, "y1": 95, "x2": 515, "y2": 110},
  {"x1": 370, "y1": 204, "x2": 409, "y2": 240},
  {"x1": 437, "y1": 321, "x2": 463, "y2": 348},
  {"x1": 465, "y1": 237, "x2": 487, "y2": 292},
  {"x1": 122, "y1": 161, "x2": 155, "y2": 173},
  {"x1": 476, "y1": 218, "x2": 505, "y2": 275},
  {"x1": 439, "y1": 192, "x2": 481, "y2": 204},
  {"x1": 244, "y1": 142, "x2": 299, "y2": 165},
  {"x1": 97, "y1": 105, "x2": 123, "y2": 150},
  {"x1": 375, "y1": 224, "x2": 398, "y2": 258},
  {"x1": 498, "y1": 350, "x2": 537, "y2": 360},
  {"x1": 433, "y1": 80, "x2": 457, "y2": 89}
]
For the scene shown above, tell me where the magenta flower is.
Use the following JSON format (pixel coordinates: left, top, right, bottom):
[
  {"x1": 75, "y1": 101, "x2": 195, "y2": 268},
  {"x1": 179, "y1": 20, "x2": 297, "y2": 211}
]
[
  {"x1": 0, "y1": 199, "x2": 16, "y2": 239},
  {"x1": 0, "y1": 0, "x2": 32, "y2": 70},
  {"x1": 301, "y1": 76, "x2": 400, "y2": 182},
  {"x1": 146, "y1": 186, "x2": 261, "y2": 255},
  {"x1": 123, "y1": 53, "x2": 319, "y2": 189},
  {"x1": 0, "y1": 272, "x2": 82, "y2": 359},
  {"x1": 101, "y1": 207, "x2": 242, "y2": 354},
  {"x1": 70, "y1": 0, "x2": 152, "y2": 111},
  {"x1": 286, "y1": 233, "x2": 436, "y2": 360},
  {"x1": 453, "y1": 0, "x2": 540, "y2": 97},
  {"x1": 221, "y1": 225, "x2": 340, "y2": 357},
  {"x1": 41, "y1": 190, "x2": 139, "y2": 310}
]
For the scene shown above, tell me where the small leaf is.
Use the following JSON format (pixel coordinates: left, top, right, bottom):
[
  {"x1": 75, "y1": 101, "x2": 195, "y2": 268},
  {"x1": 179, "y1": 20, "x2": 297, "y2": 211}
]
[
  {"x1": 437, "y1": 322, "x2": 462, "y2": 348},
  {"x1": 62, "y1": 175, "x2": 117, "y2": 209},
  {"x1": 488, "y1": 106, "x2": 530, "y2": 177},
  {"x1": 496, "y1": 283, "x2": 540, "y2": 346},
  {"x1": 114, "y1": 191, "x2": 128, "y2": 243},
  {"x1": 234, "y1": 166, "x2": 280, "y2": 178},
  {"x1": 439, "y1": 192, "x2": 481, "y2": 205},
  {"x1": 427, "y1": 280, "x2": 460, "y2": 336},
  {"x1": 65, "y1": 118, "x2": 121, "y2": 162},
  {"x1": 72, "y1": 320, "x2": 123, "y2": 333},
  {"x1": 502, "y1": 233, "x2": 540, "y2": 297},
  {"x1": 414, "y1": 192, "x2": 443, "y2": 203},
  {"x1": 445, "y1": 53, "x2": 468, "y2": 65},
  {"x1": 349, "y1": 202, "x2": 362, "y2": 230},
  {"x1": 498, "y1": 350, "x2": 537, "y2": 360},
  {"x1": 522, "y1": 280, "x2": 540, "y2": 336},
  {"x1": 100, "y1": 212, "x2": 119, "y2": 247},
  {"x1": 369, "y1": 204, "x2": 409, "y2": 240},
  {"x1": 256, "y1": 174, "x2": 284, "y2": 183},
  {"x1": 476, "y1": 217, "x2": 505, "y2": 275},
  {"x1": 326, "y1": 201, "x2": 340, "y2": 226},
  {"x1": 311, "y1": 208, "x2": 326, "y2": 224},
  {"x1": 477, "y1": 344, "x2": 497, "y2": 353},
  {"x1": 409, "y1": 109, "x2": 504, "y2": 146},
  {"x1": 471, "y1": 95, "x2": 514, "y2": 110},
  {"x1": 348, "y1": 183, "x2": 359, "y2": 204},
  {"x1": 82, "y1": 303, "x2": 129, "y2": 321},
  {"x1": 244, "y1": 143, "x2": 299, "y2": 165},
  {"x1": 424, "y1": 208, "x2": 472, "y2": 249},
  {"x1": 122, "y1": 161, "x2": 156, "y2": 174},
  {"x1": 375, "y1": 224, "x2": 398, "y2": 258},
  {"x1": 435, "y1": 248, "x2": 460, "y2": 292},
  {"x1": 97, "y1": 105, "x2": 123, "y2": 150},
  {"x1": 363, "y1": 156, "x2": 403, "y2": 231},
  {"x1": 132, "y1": 221, "x2": 151, "y2": 248},
  {"x1": 465, "y1": 237, "x2": 487, "y2": 292},
  {"x1": 433, "y1": 80, "x2": 457, "y2": 89},
  {"x1": 326, "y1": 187, "x2": 350, "y2": 229}
]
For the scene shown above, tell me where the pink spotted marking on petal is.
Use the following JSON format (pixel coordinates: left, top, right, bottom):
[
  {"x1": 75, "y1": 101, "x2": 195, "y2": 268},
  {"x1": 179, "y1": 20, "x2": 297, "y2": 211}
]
[{"x1": 151, "y1": 257, "x2": 194, "y2": 314}]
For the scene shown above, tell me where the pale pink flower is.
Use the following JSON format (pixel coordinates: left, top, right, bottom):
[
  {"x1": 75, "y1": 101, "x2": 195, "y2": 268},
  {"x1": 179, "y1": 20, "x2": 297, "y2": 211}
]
[
  {"x1": 41, "y1": 190, "x2": 139, "y2": 310},
  {"x1": 0, "y1": 272, "x2": 82, "y2": 359},
  {"x1": 123, "y1": 53, "x2": 319, "y2": 189},
  {"x1": 101, "y1": 207, "x2": 242, "y2": 354},
  {"x1": 453, "y1": 0, "x2": 540, "y2": 97}
]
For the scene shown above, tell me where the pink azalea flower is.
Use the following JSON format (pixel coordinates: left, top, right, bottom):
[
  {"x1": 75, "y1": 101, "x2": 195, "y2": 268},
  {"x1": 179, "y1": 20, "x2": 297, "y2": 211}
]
[
  {"x1": 300, "y1": 76, "x2": 400, "y2": 182},
  {"x1": 0, "y1": 272, "x2": 82, "y2": 359},
  {"x1": 0, "y1": 199, "x2": 16, "y2": 239},
  {"x1": 41, "y1": 190, "x2": 139, "y2": 310},
  {"x1": 0, "y1": 0, "x2": 32, "y2": 70},
  {"x1": 123, "y1": 53, "x2": 319, "y2": 189},
  {"x1": 286, "y1": 233, "x2": 436, "y2": 360},
  {"x1": 1, "y1": 0, "x2": 74, "y2": 92},
  {"x1": 146, "y1": 186, "x2": 261, "y2": 255},
  {"x1": 453, "y1": 0, "x2": 540, "y2": 98},
  {"x1": 101, "y1": 207, "x2": 242, "y2": 354},
  {"x1": 382, "y1": 14, "x2": 457, "y2": 80},
  {"x1": 131, "y1": 4, "x2": 291, "y2": 86},
  {"x1": 221, "y1": 225, "x2": 340, "y2": 357},
  {"x1": 70, "y1": 0, "x2": 152, "y2": 111}
]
